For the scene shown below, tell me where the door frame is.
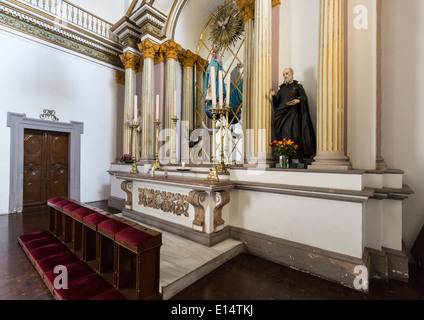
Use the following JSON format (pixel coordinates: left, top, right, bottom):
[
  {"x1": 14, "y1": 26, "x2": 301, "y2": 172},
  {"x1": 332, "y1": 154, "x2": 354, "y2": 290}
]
[{"x1": 7, "y1": 112, "x2": 84, "y2": 213}]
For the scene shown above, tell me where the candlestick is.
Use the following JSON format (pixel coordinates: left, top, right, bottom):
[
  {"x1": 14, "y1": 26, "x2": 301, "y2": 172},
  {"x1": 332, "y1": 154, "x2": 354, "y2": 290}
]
[
  {"x1": 134, "y1": 95, "x2": 138, "y2": 122},
  {"x1": 152, "y1": 119, "x2": 161, "y2": 170},
  {"x1": 129, "y1": 122, "x2": 140, "y2": 174},
  {"x1": 156, "y1": 94, "x2": 159, "y2": 119},
  {"x1": 174, "y1": 90, "x2": 177, "y2": 116},
  {"x1": 210, "y1": 66, "x2": 217, "y2": 106},
  {"x1": 226, "y1": 77, "x2": 231, "y2": 106},
  {"x1": 169, "y1": 115, "x2": 179, "y2": 164},
  {"x1": 218, "y1": 70, "x2": 223, "y2": 108},
  {"x1": 205, "y1": 106, "x2": 220, "y2": 182}
]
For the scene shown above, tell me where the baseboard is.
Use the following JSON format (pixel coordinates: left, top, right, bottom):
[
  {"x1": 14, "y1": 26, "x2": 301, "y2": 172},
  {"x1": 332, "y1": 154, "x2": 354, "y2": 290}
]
[
  {"x1": 108, "y1": 196, "x2": 125, "y2": 211},
  {"x1": 122, "y1": 208, "x2": 230, "y2": 247},
  {"x1": 229, "y1": 226, "x2": 368, "y2": 292}
]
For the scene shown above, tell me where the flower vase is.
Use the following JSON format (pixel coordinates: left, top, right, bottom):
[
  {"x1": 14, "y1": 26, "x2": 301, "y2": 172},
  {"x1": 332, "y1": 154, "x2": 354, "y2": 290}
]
[{"x1": 279, "y1": 155, "x2": 289, "y2": 169}]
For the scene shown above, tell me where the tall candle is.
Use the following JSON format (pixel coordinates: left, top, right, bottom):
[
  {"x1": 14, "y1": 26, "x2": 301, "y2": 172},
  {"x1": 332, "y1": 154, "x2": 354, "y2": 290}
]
[
  {"x1": 156, "y1": 94, "x2": 159, "y2": 120},
  {"x1": 182, "y1": 161, "x2": 186, "y2": 168},
  {"x1": 218, "y1": 70, "x2": 223, "y2": 107},
  {"x1": 226, "y1": 76, "x2": 231, "y2": 106},
  {"x1": 134, "y1": 95, "x2": 138, "y2": 122},
  {"x1": 210, "y1": 66, "x2": 217, "y2": 106},
  {"x1": 174, "y1": 90, "x2": 177, "y2": 116}
]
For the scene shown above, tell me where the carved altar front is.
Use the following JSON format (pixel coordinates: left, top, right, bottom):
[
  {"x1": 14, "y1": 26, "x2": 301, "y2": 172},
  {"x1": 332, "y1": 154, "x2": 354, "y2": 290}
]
[{"x1": 116, "y1": 172, "x2": 234, "y2": 247}]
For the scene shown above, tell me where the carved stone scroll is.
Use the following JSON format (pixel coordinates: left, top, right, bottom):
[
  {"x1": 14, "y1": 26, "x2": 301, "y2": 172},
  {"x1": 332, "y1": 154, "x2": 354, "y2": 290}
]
[
  {"x1": 188, "y1": 191, "x2": 206, "y2": 232},
  {"x1": 138, "y1": 188, "x2": 189, "y2": 217},
  {"x1": 121, "y1": 180, "x2": 133, "y2": 209},
  {"x1": 214, "y1": 191, "x2": 230, "y2": 232}
]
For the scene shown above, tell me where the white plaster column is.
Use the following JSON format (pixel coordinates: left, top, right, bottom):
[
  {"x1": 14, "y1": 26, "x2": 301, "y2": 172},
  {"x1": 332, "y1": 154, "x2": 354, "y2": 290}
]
[
  {"x1": 236, "y1": 0, "x2": 255, "y2": 162},
  {"x1": 161, "y1": 40, "x2": 182, "y2": 163},
  {"x1": 309, "y1": 0, "x2": 352, "y2": 170},
  {"x1": 138, "y1": 39, "x2": 160, "y2": 162},
  {"x1": 347, "y1": 0, "x2": 385, "y2": 170},
  {"x1": 120, "y1": 51, "x2": 140, "y2": 155},
  {"x1": 179, "y1": 50, "x2": 198, "y2": 164},
  {"x1": 251, "y1": 0, "x2": 272, "y2": 162}
]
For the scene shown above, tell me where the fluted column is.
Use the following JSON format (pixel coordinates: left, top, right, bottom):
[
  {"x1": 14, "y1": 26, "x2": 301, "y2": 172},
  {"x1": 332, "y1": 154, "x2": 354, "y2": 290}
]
[
  {"x1": 236, "y1": 0, "x2": 255, "y2": 162},
  {"x1": 161, "y1": 40, "x2": 182, "y2": 161},
  {"x1": 252, "y1": 0, "x2": 272, "y2": 163},
  {"x1": 309, "y1": 0, "x2": 351, "y2": 170},
  {"x1": 195, "y1": 57, "x2": 209, "y2": 129},
  {"x1": 120, "y1": 51, "x2": 141, "y2": 155},
  {"x1": 138, "y1": 39, "x2": 160, "y2": 162},
  {"x1": 179, "y1": 50, "x2": 198, "y2": 164}
]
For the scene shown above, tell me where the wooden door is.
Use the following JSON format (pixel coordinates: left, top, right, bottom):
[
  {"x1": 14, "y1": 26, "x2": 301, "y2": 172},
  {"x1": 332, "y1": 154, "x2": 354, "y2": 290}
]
[{"x1": 23, "y1": 129, "x2": 69, "y2": 207}]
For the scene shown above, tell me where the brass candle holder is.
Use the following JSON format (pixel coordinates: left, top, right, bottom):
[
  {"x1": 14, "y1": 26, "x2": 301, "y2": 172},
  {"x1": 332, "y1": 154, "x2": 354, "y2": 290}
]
[
  {"x1": 217, "y1": 106, "x2": 229, "y2": 173},
  {"x1": 169, "y1": 116, "x2": 179, "y2": 164},
  {"x1": 205, "y1": 106, "x2": 220, "y2": 182},
  {"x1": 152, "y1": 119, "x2": 161, "y2": 170},
  {"x1": 129, "y1": 122, "x2": 140, "y2": 174},
  {"x1": 224, "y1": 105, "x2": 231, "y2": 165}
]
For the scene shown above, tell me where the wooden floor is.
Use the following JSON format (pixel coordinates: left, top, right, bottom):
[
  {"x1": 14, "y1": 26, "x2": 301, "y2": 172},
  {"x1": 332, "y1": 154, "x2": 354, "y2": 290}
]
[{"x1": 1, "y1": 204, "x2": 424, "y2": 302}]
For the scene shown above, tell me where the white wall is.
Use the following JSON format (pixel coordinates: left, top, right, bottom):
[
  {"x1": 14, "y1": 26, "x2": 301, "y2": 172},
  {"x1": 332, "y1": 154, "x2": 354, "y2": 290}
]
[
  {"x1": 278, "y1": 0, "x2": 320, "y2": 134},
  {"x1": 381, "y1": 0, "x2": 424, "y2": 256},
  {"x1": 0, "y1": 29, "x2": 119, "y2": 213}
]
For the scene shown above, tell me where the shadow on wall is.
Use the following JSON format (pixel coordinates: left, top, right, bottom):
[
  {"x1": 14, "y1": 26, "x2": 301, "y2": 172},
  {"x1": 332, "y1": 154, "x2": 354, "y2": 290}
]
[
  {"x1": 381, "y1": 0, "x2": 423, "y2": 258},
  {"x1": 302, "y1": 66, "x2": 318, "y2": 134}
]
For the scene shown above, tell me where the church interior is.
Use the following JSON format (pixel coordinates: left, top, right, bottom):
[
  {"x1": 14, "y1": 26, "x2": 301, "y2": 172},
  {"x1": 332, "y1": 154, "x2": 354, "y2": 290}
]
[{"x1": 1, "y1": 0, "x2": 424, "y2": 304}]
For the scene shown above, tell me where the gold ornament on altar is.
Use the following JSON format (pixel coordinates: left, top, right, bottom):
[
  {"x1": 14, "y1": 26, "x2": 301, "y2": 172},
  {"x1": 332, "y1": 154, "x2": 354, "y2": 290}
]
[{"x1": 209, "y1": 1, "x2": 244, "y2": 49}]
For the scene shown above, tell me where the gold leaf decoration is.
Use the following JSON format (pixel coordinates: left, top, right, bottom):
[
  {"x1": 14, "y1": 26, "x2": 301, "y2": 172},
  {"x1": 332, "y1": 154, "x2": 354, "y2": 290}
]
[{"x1": 209, "y1": 1, "x2": 244, "y2": 49}]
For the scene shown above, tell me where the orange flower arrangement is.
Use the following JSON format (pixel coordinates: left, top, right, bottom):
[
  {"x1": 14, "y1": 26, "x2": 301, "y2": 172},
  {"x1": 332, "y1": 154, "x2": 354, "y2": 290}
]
[{"x1": 269, "y1": 139, "x2": 299, "y2": 156}]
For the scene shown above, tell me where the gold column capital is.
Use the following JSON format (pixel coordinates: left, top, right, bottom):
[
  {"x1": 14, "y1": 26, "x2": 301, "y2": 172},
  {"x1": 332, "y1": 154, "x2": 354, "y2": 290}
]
[
  {"x1": 272, "y1": 0, "x2": 281, "y2": 7},
  {"x1": 179, "y1": 50, "x2": 198, "y2": 68},
  {"x1": 136, "y1": 59, "x2": 144, "y2": 73},
  {"x1": 161, "y1": 39, "x2": 182, "y2": 61},
  {"x1": 236, "y1": 0, "x2": 255, "y2": 22},
  {"x1": 116, "y1": 70, "x2": 125, "y2": 85},
  {"x1": 154, "y1": 46, "x2": 165, "y2": 65},
  {"x1": 195, "y1": 56, "x2": 209, "y2": 72},
  {"x1": 119, "y1": 51, "x2": 141, "y2": 70},
  {"x1": 138, "y1": 38, "x2": 160, "y2": 60}
]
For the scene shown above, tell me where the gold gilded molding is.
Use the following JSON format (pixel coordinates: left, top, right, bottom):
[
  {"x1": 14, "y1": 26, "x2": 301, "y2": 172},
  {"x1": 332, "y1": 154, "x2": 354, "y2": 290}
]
[
  {"x1": 154, "y1": 46, "x2": 165, "y2": 64},
  {"x1": 120, "y1": 51, "x2": 141, "y2": 70},
  {"x1": 195, "y1": 56, "x2": 209, "y2": 73},
  {"x1": 213, "y1": 191, "x2": 230, "y2": 232},
  {"x1": 272, "y1": 0, "x2": 281, "y2": 7},
  {"x1": 138, "y1": 39, "x2": 160, "y2": 60},
  {"x1": 161, "y1": 39, "x2": 182, "y2": 61},
  {"x1": 121, "y1": 181, "x2": 133, "y2": 208},
  {"x1": 236, "y1": 0, "x2": 255, "y2": 22},
  {"x1": 179, "y1": 50, "x2": 198, "y2": 68},
  {"x1": 136, "y1": 59, "x2": 144, "y2": 73},
  {"x1": 116, "y1": 70, "x2": 125, "y2": 85},
  {"x1": 138, "y1": 188, "x2": 189, "y2": 217},
  {"x1": 188, "y1": 191, "x2": 206, "y2": 232}
]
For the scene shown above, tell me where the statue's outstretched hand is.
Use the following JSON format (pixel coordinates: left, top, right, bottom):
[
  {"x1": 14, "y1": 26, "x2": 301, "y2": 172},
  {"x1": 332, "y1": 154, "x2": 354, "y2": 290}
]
[{"x1": 286, "y1": 99, "x2": 300, "y2": 106}]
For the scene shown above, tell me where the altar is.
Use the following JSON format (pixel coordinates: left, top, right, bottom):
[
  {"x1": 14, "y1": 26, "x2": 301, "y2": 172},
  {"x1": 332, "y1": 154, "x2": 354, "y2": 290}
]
[{"x1": 108, "y1": 163, "x2": 412, "y2": 293}]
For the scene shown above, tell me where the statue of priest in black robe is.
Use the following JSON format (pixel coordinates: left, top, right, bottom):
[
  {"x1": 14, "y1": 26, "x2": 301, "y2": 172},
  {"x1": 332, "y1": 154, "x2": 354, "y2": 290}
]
[{"x1": 269, "y1": 68, "x2": 316, "y2": 162}]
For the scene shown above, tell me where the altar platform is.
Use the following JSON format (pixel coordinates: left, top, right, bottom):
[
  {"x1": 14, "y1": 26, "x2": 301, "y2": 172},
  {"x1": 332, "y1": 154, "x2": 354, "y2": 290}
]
[
  {"x1": 113, "y1": 212, "x2": 243, "y2": 300},
  {"x1": 108, "y1": 163, "x2": 412, "y2": 293}
]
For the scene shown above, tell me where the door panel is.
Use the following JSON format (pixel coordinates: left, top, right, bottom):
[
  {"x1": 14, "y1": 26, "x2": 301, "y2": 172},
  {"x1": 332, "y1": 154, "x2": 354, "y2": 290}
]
[
  {"x1": 23, "y1": 129, "x2": 69, "y2": 207},
  {"x1": 47, "y1": 133, "x2": 69, "y2": 200}
]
